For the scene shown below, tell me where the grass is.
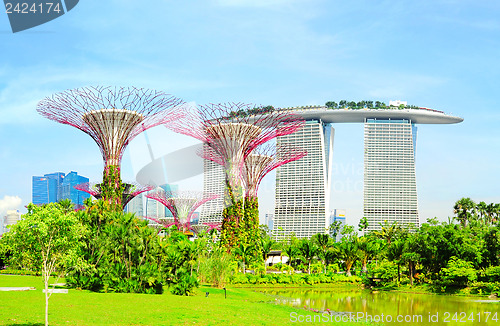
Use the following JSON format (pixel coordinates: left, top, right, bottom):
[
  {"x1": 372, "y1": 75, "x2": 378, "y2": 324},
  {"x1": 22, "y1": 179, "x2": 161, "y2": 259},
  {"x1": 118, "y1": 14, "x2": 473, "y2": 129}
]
[{"x1": 0, "y1": 275, "x2": 368, "y2": 326}]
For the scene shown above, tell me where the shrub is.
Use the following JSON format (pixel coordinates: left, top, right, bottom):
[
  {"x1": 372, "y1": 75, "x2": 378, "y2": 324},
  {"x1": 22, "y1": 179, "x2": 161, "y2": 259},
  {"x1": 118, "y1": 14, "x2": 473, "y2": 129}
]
[
  {"x1": 440, "y1": 257, "x2": 477, "y2": 287},
  {"x1": 485, "y1": 266, "x2": 500, "y2": 282}
]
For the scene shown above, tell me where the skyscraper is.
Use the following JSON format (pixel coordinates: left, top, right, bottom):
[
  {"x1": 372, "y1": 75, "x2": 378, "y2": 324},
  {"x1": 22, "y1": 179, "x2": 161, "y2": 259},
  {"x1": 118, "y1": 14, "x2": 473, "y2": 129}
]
[
  {"x1": 125, "y1": 192, "x2": 144, "y2": 217},
  {"x1": 330, "y1": 209, "x2": 346, "y2": 242},
  {"x1": 60, "y1": 171, "x2": 90, "y2": 207},
  {"x1": 272, "y1": 104, "x2": 461, "y2": 235},
  {"x1": 146, "y1": 184, "x2": 178, "y2": 218},
  {"x1": 273, "y1": 120, "x2": 334, "y2": 239},
  {"x1": 2, "y1": 210, "x2": 21, "y2": 234},
  {"x1": 364, "y1": 118, "x2": 418, "y2": 230},
  {"x1": 200, "y1": 155, "x2": 225, "y2": 224},
  {"x1": 32, "y1": 171, "x2": 89, "y2": 206}
]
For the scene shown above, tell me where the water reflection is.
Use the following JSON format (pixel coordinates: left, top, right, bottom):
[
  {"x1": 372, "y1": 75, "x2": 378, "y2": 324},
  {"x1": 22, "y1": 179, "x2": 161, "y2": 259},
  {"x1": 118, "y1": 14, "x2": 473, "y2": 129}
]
[{"x1": 260, "y1": 288, "x2": 500, "y2": 325}]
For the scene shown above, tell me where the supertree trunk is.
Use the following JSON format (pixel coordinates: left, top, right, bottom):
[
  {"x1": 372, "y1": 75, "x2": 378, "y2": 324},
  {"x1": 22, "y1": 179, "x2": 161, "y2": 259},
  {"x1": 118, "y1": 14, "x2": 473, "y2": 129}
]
[
  {"x1": 220, "y1": 178, "x2": 244, "y2": 250},
  {"x1": 242, "y1": 196, "x2": 261, "y2": 256}
]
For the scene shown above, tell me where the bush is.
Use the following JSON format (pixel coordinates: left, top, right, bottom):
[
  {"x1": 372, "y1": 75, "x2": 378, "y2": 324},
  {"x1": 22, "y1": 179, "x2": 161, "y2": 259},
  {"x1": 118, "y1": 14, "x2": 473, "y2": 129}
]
[
  {"x1": 440, "y1": 257, "x2": 477, "y2": 287},
  {"x1": 370, "y1": 260, "x2": 398, "y2": 280},
  {"x1": 485, "y1": 266, "x2": 500, "y2": 282}
]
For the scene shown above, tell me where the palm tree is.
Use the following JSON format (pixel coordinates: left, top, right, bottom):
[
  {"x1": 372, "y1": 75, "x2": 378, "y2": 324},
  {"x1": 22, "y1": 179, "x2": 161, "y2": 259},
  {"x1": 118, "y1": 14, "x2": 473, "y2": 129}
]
[
  {"x1": 283, "y1": 243, "x2": 299, "y2": 267},
  {"x1": 486, "y1": 203, "x2": 500, "y2": 225},
  {"x1": 260, "y1": 237, "x2": 276, "y2": 265},
  {"x1": 401, "y1": 234, "x2": 420, "y2": 286},
  {"x1": 373, "y1": 221, "x2": 402, "y2": 245},
  {"x1": 314, "y1": 233, "x2": 331, "y2": 273},
  {"x1": 58, "y1": 198, "x2": 74, "y2": 214},
  {"x1": 298, "y1": 238, "x2": 318, "y2": 274},
  {"x1": 453, "y1": 197, "x2": 476, "y2": 227},
  {"x1": 387, "y1": 239, "x2": 405, "y2": 283},
  {"x1": 233, "y1": 243, "x2": 254, "y2": 274},
  {"x1": 338, "y1": 236, "x2": 359, "y2": 276},
  {"x1": 477, "y1": 201, "x2": 488, "y2": 224},
  {"x1": 358, "y1": 236, "x2": 382, "y2": 274}
]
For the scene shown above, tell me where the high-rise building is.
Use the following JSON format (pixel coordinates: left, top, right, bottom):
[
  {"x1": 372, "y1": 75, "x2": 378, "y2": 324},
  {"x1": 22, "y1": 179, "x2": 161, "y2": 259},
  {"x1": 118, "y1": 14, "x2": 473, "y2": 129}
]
[
  {"x1": 271, "y1": 105, "x2": 461, "y2": 235},
  {"x1": 200, "y1": 155, "x2": 225, "y2": 224},
  {"x1": 32, "y1": 172, "x2": 64, "y2": 205},
  {"x1": 32, "y1": 171, "x2": 89, "y2": 206},
  {"x1": 364, "y1": 118, "x2": 418, "y2": 231},
  {"x1": 146, "y1": 184, "x2": 178, "y2": 218},
  {"x1": 2, "y1": 210, "x2": 21, "y2": 234},
  {"x1": 265, "y1": 212, "x2": 274, "y2": 231},
  {"x1": 59, "y1": 171, "x2": 90, "y2": 207},
  {"x1": 330, "y1": 209, "x2": 346, "y2": 242},
  {"x1": 125, "y1": 192, "x2": 144, "y2": 217},
  {"x1": 273, "y1": 120, "x2": 334, "y2": 239}
]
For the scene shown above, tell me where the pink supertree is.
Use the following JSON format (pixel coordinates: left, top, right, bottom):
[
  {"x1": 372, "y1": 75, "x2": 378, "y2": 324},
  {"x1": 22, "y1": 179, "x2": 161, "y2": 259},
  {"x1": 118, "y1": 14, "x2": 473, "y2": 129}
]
[
  {"x1": 240, "y1": 143, "x2": 306, "y2": 245},
  {"x1": 37, "y1": 86, "x2": 184, "y2": 208},
  {"x1": 145, "y1": 190, "x2": 218, "y2": 235},
  {"x1": 168, "y1": 103, "x2": 304, "y2": 199},
  {"x1": 167, "y1": 103, "x2": 304, "y2": 249},
  {"x1": 74, "y1": 182, "x2": 154, "y2": 209}
]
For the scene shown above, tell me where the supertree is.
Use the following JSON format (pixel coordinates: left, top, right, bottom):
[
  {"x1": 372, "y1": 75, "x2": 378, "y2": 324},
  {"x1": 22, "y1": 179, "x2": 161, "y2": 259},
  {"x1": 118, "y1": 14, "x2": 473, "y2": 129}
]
[
  {"x1": 145, "y1": 190, "x2": 218, "y2": 235},
  {"x1": 37, "y1": 86, "x2": 183, "y2": 209},
  {"x1": 74, "y1": 182, "x2": 154, "y2": 209},
  {"x1": 168, "y1": 103, "x2": 304, "y2": 250},
  {"x1": 204, "y1": 143, "x2": 306, "y2": 249}
]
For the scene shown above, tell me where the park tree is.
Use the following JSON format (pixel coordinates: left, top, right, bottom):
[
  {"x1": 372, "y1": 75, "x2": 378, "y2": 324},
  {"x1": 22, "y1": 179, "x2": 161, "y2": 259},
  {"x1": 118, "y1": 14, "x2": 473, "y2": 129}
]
[
  {"x1": 453, "y1": 197, "x2": 476, "y2": 227},
  {"x1": 313, "y1": 233, "x2": 331, "y2": 273},
  {"x1": 298, "y1": 238, "x2": 318, "y2": 274},
  {"x1": 358, "y1": 216, "x2": 368, "y2": 234},
  {"x1": 1, "y1": 203, "x2": 84, "y2": 326}
]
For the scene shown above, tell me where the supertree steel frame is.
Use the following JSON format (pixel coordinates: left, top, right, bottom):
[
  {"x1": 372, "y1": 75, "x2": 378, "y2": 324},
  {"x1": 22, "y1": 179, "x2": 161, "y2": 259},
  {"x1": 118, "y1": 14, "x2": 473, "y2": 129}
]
[
  {"x1": 202, "y1": 143, "x2": 306, "y2": 247},
  {"x1": 74, "y1": 182, "x2": 154, "y2": 209},
  {"x1": 241, "y1": 144, "x2": 306, "y2": 248},
  {"x1": 167, "y1": 103, "x2": 304, "y2": 250},
  {"x1": 145, "y1": 190, "x2": 218, "y2": 235},
  {"x1": 37, "y1": 86, "x2": 183, "y2": 209}
]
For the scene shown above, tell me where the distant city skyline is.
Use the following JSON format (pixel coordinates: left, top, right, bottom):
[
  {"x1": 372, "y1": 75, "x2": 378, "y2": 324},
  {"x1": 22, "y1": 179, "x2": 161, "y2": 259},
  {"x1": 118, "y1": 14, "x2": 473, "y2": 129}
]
[
  {"x1": 1, "y1": 1, "x2": 499, "y2": 229},
  {"x1": 32, "y1": 171, "x2": 90, "y2": 207}
]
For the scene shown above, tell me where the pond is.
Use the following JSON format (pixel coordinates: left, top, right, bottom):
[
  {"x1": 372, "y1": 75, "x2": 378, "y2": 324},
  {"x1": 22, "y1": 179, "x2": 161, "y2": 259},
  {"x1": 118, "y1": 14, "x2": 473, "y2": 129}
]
[{"x1": 260, "y1": 287, "x2": 500, "y2": 325}]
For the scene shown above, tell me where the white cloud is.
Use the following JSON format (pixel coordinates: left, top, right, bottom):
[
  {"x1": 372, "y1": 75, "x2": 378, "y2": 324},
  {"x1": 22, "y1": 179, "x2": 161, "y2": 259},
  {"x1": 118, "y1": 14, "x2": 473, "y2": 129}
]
[{"x1": 0, "y1": 195, "x2": 22, "y2": 216}]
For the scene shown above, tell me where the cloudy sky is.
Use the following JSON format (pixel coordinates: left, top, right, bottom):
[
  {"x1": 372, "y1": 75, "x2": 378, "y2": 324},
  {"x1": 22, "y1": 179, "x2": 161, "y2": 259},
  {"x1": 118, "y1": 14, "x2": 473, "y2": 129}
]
[{"x1": 0, "y1": 0, "x2": 499, "y2": 227}]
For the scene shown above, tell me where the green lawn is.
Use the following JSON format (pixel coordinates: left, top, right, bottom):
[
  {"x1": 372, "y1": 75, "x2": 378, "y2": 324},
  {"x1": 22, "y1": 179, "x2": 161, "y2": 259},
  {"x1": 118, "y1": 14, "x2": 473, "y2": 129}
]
[{"x1": 0, "y1": 275, "x2": 367, "y2": 326}]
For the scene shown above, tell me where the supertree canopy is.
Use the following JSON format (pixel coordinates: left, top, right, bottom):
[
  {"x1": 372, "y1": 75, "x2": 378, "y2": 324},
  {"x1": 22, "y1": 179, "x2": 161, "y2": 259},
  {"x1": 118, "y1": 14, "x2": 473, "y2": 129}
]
[
  {"x1": 37, "y1": 86, "x2": 183, "y2": 208},
  {"x1": 74, "y1": 182, "x2": 154, "y2": 209},
  {"x1": 145, "y1": 190, "x2": 218, "y2": 235},
  {"x1": 168, "y1": 103, "x2": 305, "y2": 250}
]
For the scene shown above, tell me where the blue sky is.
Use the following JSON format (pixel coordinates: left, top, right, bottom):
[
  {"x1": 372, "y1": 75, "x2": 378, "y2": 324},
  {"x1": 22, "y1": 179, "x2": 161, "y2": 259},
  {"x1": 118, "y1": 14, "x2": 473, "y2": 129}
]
[{"x1": 0, "y1": 0, "x2": 499, "y2": 227}]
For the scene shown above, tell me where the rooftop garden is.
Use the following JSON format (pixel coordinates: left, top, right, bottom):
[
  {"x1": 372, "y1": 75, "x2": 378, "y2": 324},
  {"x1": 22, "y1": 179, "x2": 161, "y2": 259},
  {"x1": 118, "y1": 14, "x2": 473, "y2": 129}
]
[{"x1": 324, "y1": 100, "x2": 443, "y2": 113}]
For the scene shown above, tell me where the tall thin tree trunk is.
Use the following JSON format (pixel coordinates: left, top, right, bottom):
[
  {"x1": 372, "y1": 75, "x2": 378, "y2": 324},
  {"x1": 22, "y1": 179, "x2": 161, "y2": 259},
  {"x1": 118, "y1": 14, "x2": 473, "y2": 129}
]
[{"x1": 45, "y1": 278, "x2": 49, "y2": 326}]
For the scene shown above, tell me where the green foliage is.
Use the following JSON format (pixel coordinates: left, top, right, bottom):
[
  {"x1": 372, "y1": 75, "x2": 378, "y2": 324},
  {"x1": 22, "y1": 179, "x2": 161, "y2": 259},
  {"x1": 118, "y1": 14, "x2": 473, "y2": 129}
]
[
  {"x1": 440, "y1": 256, "x2": 477, "y2": 287},
  {"x1": 100, "y1": 165, "x2": 125, "y2": 210},
  {"x1": 67, "y1": 208, "x2": 164, "y2": 294},
  {"x1": 484, "y1": 265, "x2": 500, "y2": 282},
  {"x1": 198, "y1": 248, "x2": 234, "y2": 288},
  {"x1": 229, "y1": 271, "x2": 362, "y2": 285},
  {"x1": 370, "y1": 260, "x2": 398, "y2": 280}
]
